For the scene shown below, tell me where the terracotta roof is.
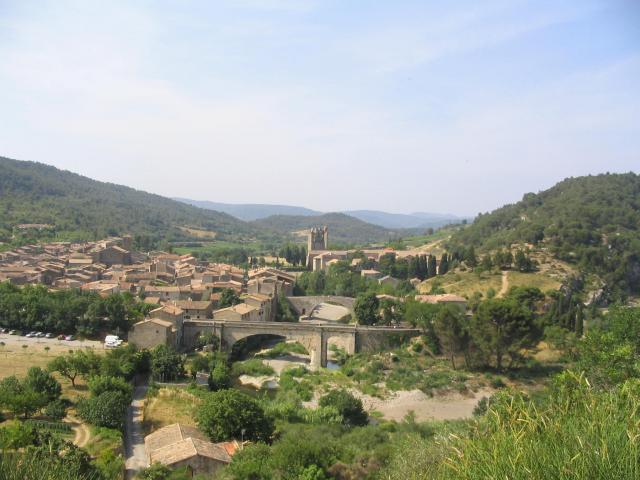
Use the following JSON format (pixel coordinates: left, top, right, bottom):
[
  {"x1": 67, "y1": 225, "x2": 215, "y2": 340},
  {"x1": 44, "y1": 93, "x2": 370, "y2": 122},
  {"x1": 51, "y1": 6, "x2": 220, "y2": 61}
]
[
  {"x1": 173, "y1": 300, "x2": 213, "y2": 310},
  {"x1": 134, "y1": 318, "x2": 174, "y2": 328},
  {"x1": 145, "y1": 423, "x2": 234, "y2": 466},
  {"x1": 150, "y1": 304, "x2": 184, "y2": 316}
]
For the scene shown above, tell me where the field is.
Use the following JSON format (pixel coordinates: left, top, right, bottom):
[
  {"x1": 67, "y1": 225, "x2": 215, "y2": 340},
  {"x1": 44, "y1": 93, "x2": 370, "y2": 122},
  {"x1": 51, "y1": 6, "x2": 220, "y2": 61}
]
[
  {"x1": 178, "y1": 226, "x2": 217, "y2": 239},
  {"x1": 142, "y1": 388, "x2": 202, "y2": 434},
  {"x1": 419, "y1": 268, "x2": 563, "y2": 298},
  {"x1": 172, "y1": 239, "x2": 264, "y2": 256},
  {"x1": 419, "y1": 270, "x2": 504, "y2": 297},
  {"x1": 0, "y1": 337, "x2": 103, "y2": 400}
]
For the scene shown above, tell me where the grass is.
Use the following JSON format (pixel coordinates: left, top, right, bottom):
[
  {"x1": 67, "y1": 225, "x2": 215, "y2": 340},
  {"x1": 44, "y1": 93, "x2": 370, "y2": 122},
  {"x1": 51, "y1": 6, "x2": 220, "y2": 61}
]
[
  {"x1": 143, "y1": 388, "x2": 202, "y2": 434},
  {"x1": 419, "y1": 270, "x2": 503, "y2": 297},
  {"x1": 381, "y1": 372, "x2": 640, "y2": 479},
  {"x1": 256, "y1": 341, "x2": 309, "y2": 359},
  {"x1": 84, "y1": 426, "x2": 123, "y2": 457},
  {"x1": 419, "y1": 268, "x2": 562, "y2": 298},
  {"x1": 232, "y1": 359, "x2": 276, "y2": 377},
  {"x1": 0, "y1": 345, "x2": 95, "y2": 400},
  {"x1": 507, "y1": 271, "x2": 562, "y2": 292}
]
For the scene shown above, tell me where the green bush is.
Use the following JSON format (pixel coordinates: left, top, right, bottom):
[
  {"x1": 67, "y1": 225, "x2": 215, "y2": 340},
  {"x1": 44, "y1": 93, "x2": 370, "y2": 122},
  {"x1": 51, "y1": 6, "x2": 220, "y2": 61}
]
[
  {"x1": 197, "y1": 389, "x2": 274, "y2": 443},
  {"x1": 77, "y1": 391, "x2": 129, "y2": 430},
  {"x1": 231, "y1": 359, "x2": 275, "y2": 377},
  {"x1": 87, "y1": 375, "x2": 133, "y2": 399},
  {"x1": 318, "y1": 390, "x2": 368, "y2": 427},
  {"x1": 44, "y1": 399, "x2": 68, "y2": 420}
]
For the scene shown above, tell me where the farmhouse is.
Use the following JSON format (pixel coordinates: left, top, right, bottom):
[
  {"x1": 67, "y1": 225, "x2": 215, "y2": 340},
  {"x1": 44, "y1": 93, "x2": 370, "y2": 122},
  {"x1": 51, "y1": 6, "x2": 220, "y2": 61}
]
[{"x1": 144, "y1": 424, "x2": 238, "y2": 476}]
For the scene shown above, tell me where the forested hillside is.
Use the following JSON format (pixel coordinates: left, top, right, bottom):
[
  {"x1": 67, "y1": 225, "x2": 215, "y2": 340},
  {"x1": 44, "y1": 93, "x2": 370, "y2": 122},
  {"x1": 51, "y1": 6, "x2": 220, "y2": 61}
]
[
  {"x1": 449, "y1": 173, "x2": 640, "y2": 298},
  {"x1": 0, "y1": 157, "x2": 259, "y2": 247},
  {"x1": 252, "y1": 212, "x2": 410, "y2": 246}
]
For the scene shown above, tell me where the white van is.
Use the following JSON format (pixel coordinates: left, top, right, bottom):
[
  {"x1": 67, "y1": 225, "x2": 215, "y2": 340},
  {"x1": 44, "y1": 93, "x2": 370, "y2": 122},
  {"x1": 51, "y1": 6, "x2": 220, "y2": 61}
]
[{"x1": 104, "y1": 335, "x2": 123, "y2": 348}]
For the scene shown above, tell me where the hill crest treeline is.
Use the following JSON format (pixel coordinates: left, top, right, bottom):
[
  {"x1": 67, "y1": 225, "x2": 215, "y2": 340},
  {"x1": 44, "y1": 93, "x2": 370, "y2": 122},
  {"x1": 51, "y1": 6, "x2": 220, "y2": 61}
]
[{"x1": 449, "y1": 173, "x2": 640, "y2": 298}]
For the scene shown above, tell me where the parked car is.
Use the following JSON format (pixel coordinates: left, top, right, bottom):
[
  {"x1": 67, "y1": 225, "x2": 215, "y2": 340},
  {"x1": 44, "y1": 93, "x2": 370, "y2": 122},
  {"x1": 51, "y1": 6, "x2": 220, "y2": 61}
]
[
  {"x1": 45, "y1": 333, "x2": 54, "y2": 338},
  {"x1": 36, "y1": 332, "x2": 45, "y2": 338},
  {"x1": 9, "y1": 330, "x2": 17, "y2": 335},
  {"x1": 57, "y1": 334, "x2": 66, "y2": 340},
  {"x1": 26, "y1": 332, "x2": 34, "y2": 338},
  {"x1": 0, "y1": 328, "x2": 8, "y2": 333},
  {"x1": 65, "y1": 335, "x2": 75, "y2": 341}
]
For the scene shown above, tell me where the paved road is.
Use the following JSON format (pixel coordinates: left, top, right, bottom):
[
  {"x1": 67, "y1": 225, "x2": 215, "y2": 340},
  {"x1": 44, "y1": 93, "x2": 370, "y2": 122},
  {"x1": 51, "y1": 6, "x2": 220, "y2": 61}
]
[{"x1": 125, "y1": 384, "x2": 149, "y2": 479}]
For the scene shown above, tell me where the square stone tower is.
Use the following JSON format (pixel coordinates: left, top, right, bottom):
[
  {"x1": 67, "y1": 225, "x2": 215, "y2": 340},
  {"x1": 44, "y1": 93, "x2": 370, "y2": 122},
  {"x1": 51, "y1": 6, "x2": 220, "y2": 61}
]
[{"x1": 307, "y1": 226, "x2": 328, "y2": 252}]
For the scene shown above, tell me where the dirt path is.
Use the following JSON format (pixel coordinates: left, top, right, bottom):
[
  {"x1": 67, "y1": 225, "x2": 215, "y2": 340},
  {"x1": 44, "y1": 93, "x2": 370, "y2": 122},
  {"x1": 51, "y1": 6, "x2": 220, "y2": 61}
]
[
  {"x1": 64, "y1": 415, "x2": 90, "y2": 448},
  {"x1": 499, "y1": 270, "x2": 509, "y2": 297},
  {"x1": 125, "y1": 384, "x2": 149, "y2": 479}
]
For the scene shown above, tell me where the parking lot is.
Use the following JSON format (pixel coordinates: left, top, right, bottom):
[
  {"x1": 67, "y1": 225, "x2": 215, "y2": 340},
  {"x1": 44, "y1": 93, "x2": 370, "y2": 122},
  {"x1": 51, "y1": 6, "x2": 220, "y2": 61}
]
[{"x1": 0, "y1": 332, "x2": 104, "y2": 352}]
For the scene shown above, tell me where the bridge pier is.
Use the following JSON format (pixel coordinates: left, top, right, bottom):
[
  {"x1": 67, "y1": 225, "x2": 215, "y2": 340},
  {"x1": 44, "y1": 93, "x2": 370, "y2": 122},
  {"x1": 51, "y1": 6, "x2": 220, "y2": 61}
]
[{"x1": 309, "y1": 330, "x2": 328, "y2": 370}]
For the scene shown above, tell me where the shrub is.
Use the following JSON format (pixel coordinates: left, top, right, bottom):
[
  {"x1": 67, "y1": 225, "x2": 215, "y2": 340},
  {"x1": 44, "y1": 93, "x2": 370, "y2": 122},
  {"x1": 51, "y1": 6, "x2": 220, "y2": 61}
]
[
  {"x1": 318, "y1": 390, "x2": 368, "y2": 427},
  {"x1": 231, "y1": 359, "x2": 275, "y2": 377},
  {"x1": 208, "y1": 362, "x2": 232, "y2": 391},
  {"x1": 77, "y1": 391, "x2": 129, "y2": 430},
  {"x1": 44, "y1": 399, "x2": 68, "y2": 420},
  {"x1": 197, "y1": 389, "x2": 274, "y2": 443},
  {"x1": 88, "y1": 375, "x2": 133, "y2": 399}
]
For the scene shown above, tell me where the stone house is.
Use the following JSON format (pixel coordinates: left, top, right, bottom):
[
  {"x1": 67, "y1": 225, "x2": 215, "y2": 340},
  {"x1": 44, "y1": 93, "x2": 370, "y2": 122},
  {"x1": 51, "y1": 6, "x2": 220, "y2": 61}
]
[
  {"x1": 172, "y1": 300, "x2": 214, "y2": 320},
  {"x1": 213, "y1": 303, "x2": 258, "y2": 322},
  {"x1": 128, "y1": 318, "x2": 177, "y2": 349},
  {"x1": 144, "y1": 424, "x2": 238, "y2": 476}
]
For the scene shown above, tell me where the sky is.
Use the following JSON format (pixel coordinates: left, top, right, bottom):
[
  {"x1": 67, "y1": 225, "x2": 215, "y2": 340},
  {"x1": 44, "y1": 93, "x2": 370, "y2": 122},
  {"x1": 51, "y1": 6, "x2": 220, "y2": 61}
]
[{"x1": 0, "y1": 0, "x2": 639, "y2": 217}]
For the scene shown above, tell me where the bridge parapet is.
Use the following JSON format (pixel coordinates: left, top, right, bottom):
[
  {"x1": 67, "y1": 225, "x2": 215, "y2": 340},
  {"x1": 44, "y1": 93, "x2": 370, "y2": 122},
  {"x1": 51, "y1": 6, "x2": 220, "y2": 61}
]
[{"x1": 181, "y1": 320, "x2": 420, "y2": 369}]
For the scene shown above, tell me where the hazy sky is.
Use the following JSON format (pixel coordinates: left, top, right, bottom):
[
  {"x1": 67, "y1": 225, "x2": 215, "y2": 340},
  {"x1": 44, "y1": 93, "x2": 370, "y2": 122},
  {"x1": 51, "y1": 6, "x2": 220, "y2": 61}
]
[{"x1": 0, "y1": 1, "x2": 638, "y2": 216}]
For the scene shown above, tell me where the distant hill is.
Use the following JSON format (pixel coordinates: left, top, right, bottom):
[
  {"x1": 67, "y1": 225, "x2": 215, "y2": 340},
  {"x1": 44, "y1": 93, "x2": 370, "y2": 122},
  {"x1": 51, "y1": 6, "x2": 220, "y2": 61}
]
[
  {"x1": 0, "y1": 157, "x2": 258, "y2": 247},
  {"x1": 344, "y1": 210, "x2": 466, "y2": 229},
  {"x1": 252, "y1": 212, "x2": 409, "y2": 246},
  {"x1": 175, "y1": 198, "x2": 321, "y2": 221},
  {"x1": 449, "y1": 173, "x2": 640, "y2": 298},
  {"x1": 176, "y1": 198, "x2": 465, "y2": 229}
]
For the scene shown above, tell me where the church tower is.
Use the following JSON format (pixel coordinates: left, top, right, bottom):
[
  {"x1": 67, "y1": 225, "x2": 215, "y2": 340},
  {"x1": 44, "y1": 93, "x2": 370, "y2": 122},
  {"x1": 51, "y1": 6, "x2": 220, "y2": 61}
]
[{"x1": 307, "y1": 226, "x2": 328, "y2": 252}]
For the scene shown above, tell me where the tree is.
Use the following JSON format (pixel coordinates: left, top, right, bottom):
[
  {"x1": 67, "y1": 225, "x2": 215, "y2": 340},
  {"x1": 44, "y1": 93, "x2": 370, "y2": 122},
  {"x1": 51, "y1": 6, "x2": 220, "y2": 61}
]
[
  {"x1": 150, "y1": 345, "x2": 185, "y2": 381},
  {"x1": 48, "y1": 350, "x2": 100, "y2": 387},
  {"x1": 197, "y1": 389, "x2": 274, "y2": 443},
  {"x1": 480, "y1": 254, "x2": 493, "y2": 271},
  {"x1": 208, "y1": 361, "x2": 232, "y2": 391},
  {"x1": 77, "y1": 390, "x2": 129, "y2": 430},
  {"x1": 0, "y1": 375, "x2": 48, "y2": 418},
  {"x1": 219, "y1": 288, "x2": 241, "y2": 308},
  {"x1": 575, "y1": 306, "x2": 584, "y2": 337},
  {"x1": 433, "y1": 305, "x2": 468, "y2": 369},
  {"x1": 469, "y1": 298, "x2": 538, "y2": 369},
  {"x1": 87, "y1": 375, "x2": 133, "y2": 399},
  {"x1": 318, "y1": 390, "x2": 368, "y2": 426},
  {"x1": 24, "y1": 367, "x2": 61, "y2": 403},
  {"x1": 514, "y1": 249, "x2": 535, "y2": 272},
  {"x1": 575, "y1": 307, "x2": 640, "y2": 387},
  {"x1": 44, "y1": 399, "x2": 68, "y2": 420},
  {"x1": 403, "y1": 298, "x2": 441, "y2": 353},
  {"x1": 353, "y1": 292, "x2": 379, "y2": 326},
  {"x1": 427, "y1": 255, "x2": 437, "y2": 278},
  {"x1": 439, "y1": 253, "x2": 449, "y2": 275}
]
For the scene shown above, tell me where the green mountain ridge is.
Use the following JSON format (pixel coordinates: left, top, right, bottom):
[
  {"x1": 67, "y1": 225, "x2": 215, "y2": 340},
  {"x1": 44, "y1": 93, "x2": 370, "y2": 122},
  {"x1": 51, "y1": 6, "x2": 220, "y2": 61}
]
[
  {"x1": 251, "y1": 212, "x2": 412, "y2": 246},
  {"x1": 0, "y1": 157, "x2": 407, "y2": 249},
  {"x1": 449, "y1": 173, "x2": 640, "y2": 299},
  {"x1": 0, "y1": 156, "x2": 257, "y2": 247}
]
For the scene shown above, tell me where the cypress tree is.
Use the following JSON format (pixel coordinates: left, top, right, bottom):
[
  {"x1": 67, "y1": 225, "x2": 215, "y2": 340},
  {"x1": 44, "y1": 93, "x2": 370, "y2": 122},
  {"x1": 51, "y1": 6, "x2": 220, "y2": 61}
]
[
  {"x1": 575, "y1": 306, "x2": 584, "y2": 337},
  {"x1": 439, "y1": 253, "x2": 449, "y2": 275},
  {"x1": 428, "y1": 254, "x2": 437, "y2": 278}
]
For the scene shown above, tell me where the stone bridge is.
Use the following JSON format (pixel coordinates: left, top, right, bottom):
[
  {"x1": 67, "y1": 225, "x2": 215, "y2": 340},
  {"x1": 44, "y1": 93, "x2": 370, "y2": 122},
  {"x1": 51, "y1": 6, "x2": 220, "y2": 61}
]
[{"x1": 182, "y1": 320, "x2": 419, "y2": 369}]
